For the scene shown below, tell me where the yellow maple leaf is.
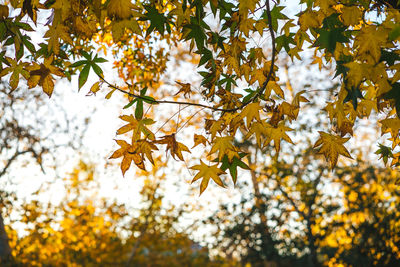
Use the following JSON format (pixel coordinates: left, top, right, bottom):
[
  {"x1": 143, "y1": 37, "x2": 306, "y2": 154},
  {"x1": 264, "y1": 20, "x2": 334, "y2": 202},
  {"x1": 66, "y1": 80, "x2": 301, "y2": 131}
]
[
  {"x1": 357, "y1": 99, "x2": 376, "y2": 118},
  {"x1": 0, "y1": 58, "x2": 29, "y2": 91},
  {"x1": 293, "y1": 89, "x2": 309, "y2": 103},
  {"x1": 343, "y1": 62, "x2": 367, "y2": 87},
  {"x1": 44, "y1": 24, "x2": 73, "y2": 54},
  {"x1": 28, "y1": 57, "x2": 65, "y2": 97},
  {"x1": 73, "y1": 16, "x2": 97, "y2": 38},
  {"x1": 135, "y1": 139, "x2": 158, "y2": 165},
  {"x1": 340, "y1": 6, "x2": 362, "y2": 26},
  {"x1": 224, "y1": 55, "x2": 240, "y2": 75},
  {"x1": 51, "y1": 0, "x2": 72, "y2": 21},
  {"x1": 239, "y1": 18, "x2": 255, "y2": 37},
  {"x1": 209, "y1": 136, "x2": 239, "y2": 162},
  {"x1": 278, "y1": 102, "x2": 296, "y2": 121},
  {"x1": 111, "y1": 19, "x2": 141, "y2": 42},
  {"x1": 390, "y1": 152, "x2": 400, "y2": 167},
  {"x1": 156, "y1": 133, "x2": 190, "y2": 161},
  {"x1": 380, "y1": 118, "x2": 400, "y2": 140},
  {"x1": 107, "y1": 0, "x2": 135, "y2": 20},
  {"x1": 245, "y1": 120, "x2": 268, "y2": 147},
  {"x1": 191, "y1": 160, "x2": 226, "y2": 195},
  {"x1": 109, "y1": 140, "x2": 145, "y2": 175},
  {"x1": 298, "y1": 10, "x2": 320, "y2": 31},
  {"x1": 238, "y1": 0, "x2": 257, "y2": 17},
  {"x1": 355, "y1": 25, "x2": 388, "y2": 63},
  {"x1": 254, "y1": 20, "x2": 268, "y2": 36},
  {"x1": 223, "y1": 112, "x2": 243, "y2": 135},
  {"x1": 390, "y1": 63, "x2": 400, "y2": 82},
  {"x1": 287, "y1": 90, "x2": 309, "y2": 120},
  {"x1": 263, "y1": 122, "x2": 294, "y2": 152},
  {"x1": 249, "y1": 68, "x2": 266, "y2": 86},
  {"x1": 313, "y1": 131, "x2": 352, "y2": 169},
  {"x1": 116, "y1": 115, "x2": 155, "y2": 141},
  {"x1": 170, "y1": 4, "x2": 191, "y2": 28},
  {"x1": 205, "y1": 119, "x2": 225, "y2": 140},
  {"x1": 116, "y1": 115, "x2": 139, "y2": 135},
  {"x1": 265, "y1": 81, "x2": 284, "y2": 98},
  {"x1": 337, "y1": 119, "x2": 354, "y2": 137},
  {"x1": 192, "y1": 134, "x2": 208, "y2": 148},
  {"x1": 87, "y1": 81, "x2": 101, "y2": 96},
  {"x1": 241, "y1": 63, "x2": 252, "y2": 82},
  {"x1": 240, "y1": 102, "x2": 261, "y2": 128}
]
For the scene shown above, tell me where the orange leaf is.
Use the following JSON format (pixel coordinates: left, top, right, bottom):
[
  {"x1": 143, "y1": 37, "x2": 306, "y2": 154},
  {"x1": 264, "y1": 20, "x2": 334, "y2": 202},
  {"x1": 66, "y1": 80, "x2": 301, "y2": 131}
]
[
  {"x1": 175, "y1": 81, "x2": 192, "y2": 98},
  {"x1": 192, "y1": 134, "x2": 208, "y2": 148},
  {"x1": 156, "y1": 133, "x2": 190, "y2": 161}
]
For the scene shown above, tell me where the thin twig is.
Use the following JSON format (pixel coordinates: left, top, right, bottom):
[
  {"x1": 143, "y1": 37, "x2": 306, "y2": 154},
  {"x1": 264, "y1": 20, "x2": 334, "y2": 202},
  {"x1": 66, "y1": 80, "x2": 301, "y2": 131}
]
[
  {"x1": 97, "y1": 0, "x2": 277, "y2": 114},
  {"x1": 100, "y1": 76, "x2": 228, "y2": 112}
]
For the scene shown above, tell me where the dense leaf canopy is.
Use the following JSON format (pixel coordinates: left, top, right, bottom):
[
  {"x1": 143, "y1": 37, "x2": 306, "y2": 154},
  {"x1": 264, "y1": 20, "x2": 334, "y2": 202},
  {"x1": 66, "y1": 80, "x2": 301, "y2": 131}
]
[{"x1": 1, "y1": 0, "x2": 400, "y2": 193}]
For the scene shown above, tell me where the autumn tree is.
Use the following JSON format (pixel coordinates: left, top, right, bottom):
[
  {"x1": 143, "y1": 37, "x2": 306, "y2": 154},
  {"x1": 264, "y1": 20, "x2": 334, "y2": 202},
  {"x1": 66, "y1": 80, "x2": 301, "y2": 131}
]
[
  {"x1": 207, "y1": 138, "x2": 400, "y2": 267},
  {"x1": 322, "y1": 163, "x2": 400, "y2": 267},
  {"x1": 205, "y1": 112, "x2": 331, "y2": 266},
  {"x1": 0, "y1": 81, "x2": 89, "y2": 262},
  {"x1": 202, "y1": 73, "x2": 398, "y2": 266},
  {"x1": 4, "y1": 161, "x2": 219, "y2": 266},
  {"x1": 1, "y1": 0, "x2": 400, "y2": 190}
]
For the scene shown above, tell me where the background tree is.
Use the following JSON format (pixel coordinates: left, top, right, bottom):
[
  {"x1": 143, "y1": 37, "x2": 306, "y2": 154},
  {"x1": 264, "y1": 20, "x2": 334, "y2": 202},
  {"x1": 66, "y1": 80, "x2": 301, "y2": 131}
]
[
  {"x1": 207, "y1": 140, "x2": 400, "y2": 266},
  {"x1": 4, "y1": 161, "x2": 220, "y2": 266},
  {"x1": 0, "y1": 82, "x2": 89, "y2": 262},
  {"x1": 321, "y1": 162, "x2": 400, "y2": 267},
  {"x1": 204, "y1": 78, "x2": 399, "y2": 267}
]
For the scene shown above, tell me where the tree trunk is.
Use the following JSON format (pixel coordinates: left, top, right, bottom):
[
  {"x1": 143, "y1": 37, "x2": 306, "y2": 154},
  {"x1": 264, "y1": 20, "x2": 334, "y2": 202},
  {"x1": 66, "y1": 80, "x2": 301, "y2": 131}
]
[
  {"x1": 248, "y1": 155, "x2": 268, "y2": 229},
  {"x1": 0, "y1": 211, "x2": 12, "y2": 263},
  {"x1": 306, "y1": 219, "x2": 318, "y2": 267}
]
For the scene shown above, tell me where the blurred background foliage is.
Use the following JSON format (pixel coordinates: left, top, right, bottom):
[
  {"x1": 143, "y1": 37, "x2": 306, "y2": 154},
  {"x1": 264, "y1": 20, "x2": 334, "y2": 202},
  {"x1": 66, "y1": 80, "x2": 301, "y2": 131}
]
[
  {"x1": 1, "y1": 140, "x2": 400, "y2": 266},
  {"x1": 1, "y1": 56, "x2": 399, "y2": 267}
]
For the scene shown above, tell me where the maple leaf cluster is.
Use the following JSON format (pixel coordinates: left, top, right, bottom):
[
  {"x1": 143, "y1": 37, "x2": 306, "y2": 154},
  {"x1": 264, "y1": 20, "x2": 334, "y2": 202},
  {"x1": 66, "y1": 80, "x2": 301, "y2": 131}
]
[{"x1": 1, "y1": 0, "x2": 400, "y2": 193}]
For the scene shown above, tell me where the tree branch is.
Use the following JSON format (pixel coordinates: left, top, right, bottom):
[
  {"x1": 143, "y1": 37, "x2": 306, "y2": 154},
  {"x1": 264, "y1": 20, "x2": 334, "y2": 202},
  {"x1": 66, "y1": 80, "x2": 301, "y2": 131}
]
[
  {"x1": 0, "y1": 149, "x2": 33, "y2": 178},
  {"x1": 97, "y1": 0, "x2": 277, "y2": 114}
]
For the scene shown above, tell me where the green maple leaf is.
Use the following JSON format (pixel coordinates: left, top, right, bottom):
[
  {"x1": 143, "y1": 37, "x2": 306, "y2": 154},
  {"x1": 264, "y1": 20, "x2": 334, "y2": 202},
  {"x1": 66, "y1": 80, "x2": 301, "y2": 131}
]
[
  {"x1": 334, "y1": 55, "x2": 352, "y2": 78},
  {"x1": 69, "y1": 53, "x2": 107, "y2": 90},
  {"x1": 344, "y1": 86, "x2": 363, "y2": 110},
  {"x1": 321, "y1": 13, "x2": 343, "y2": 29},
  {"x1": 182, "y1": 18, "x2": 208, "y2": 50},
  {"x1": 314, "y1": 13, "x2": 349, "y2": 54},
  {"x1": 208, "y1": 31, "x2": 226, "y2": 52},
  {"x1": 375, "y1": 144, "x2": 393, "y2": 165},
  {"x1": 220, "y1": 153, "x2": 250, "y2": 185},
  {"x1": 275, "y1": 33, "x2": 295, "y2": 53},
  {"x1": 197, "y1": 47, "x2": 213, "y2": 66},
  {"x1": 217, "y1": 0, "x2": 235, "y2": 20},
  {"x1": 314, "y1": 27, "x2": 349, "y2": 54},
  {"x1": 218, "y1": 73, "x2": 237, "y2": 91},
  {"x1": 142, "y1": 5, "x2": 170, "y2": 36},
  {"x1": 266, "y1": 5, "x2": 288, "y2": 32},
  {"x1": 389, "y1": 25, "x2": 400, "y2": 41},
  {"x1": 380, "y1": 49, "x2": 400, "y2": 65}
]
